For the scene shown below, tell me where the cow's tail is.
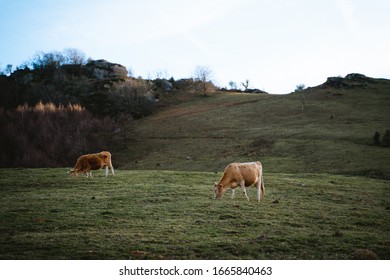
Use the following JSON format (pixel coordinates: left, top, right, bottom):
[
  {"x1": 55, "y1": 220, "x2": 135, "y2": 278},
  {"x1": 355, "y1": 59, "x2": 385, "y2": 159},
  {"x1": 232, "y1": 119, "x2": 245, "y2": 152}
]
[
  {"x1": 257, "y1": 162, "x2": 265, "y2": 202},
  {"x1": 261, "y1": 173, "x2": 265, "y2": 197}
]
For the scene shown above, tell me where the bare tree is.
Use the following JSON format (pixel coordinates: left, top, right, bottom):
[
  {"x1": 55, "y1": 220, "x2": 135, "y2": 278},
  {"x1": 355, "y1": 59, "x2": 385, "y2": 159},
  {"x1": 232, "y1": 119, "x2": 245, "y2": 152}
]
[
  {"x1": 109, "y1": 79, "x2": 155, "y2": 118},
  {"x1": 194, "y1": 65, "x2": 212, "y2": 81},
  {"x1": 29, "y1": 51, "x2": 65, "y2": 70},
  {"x1": 295, "y1": 84, "x2": 307, "y2": 111},
  {"x1": 194, "y1": 65, "x2": 213, "y2": 95},
  {"x1": 154, "y1": 69, "x2": 169, "y2": 79},
  {"x1": 5, "y1": 64, "x2": 13, "y2": 75},
  {"x1": 229, "y1": 81, "x2": 238, "y2": 90},
  {"x1": 127, "y1": 67, "x2": 134, "y2": 77},
  {"x1": 63, "y1": 48, "x2": 87, "y2": 65},
  {"x1": 241, "y1": 79, "x2": 250, "y2": 91}
]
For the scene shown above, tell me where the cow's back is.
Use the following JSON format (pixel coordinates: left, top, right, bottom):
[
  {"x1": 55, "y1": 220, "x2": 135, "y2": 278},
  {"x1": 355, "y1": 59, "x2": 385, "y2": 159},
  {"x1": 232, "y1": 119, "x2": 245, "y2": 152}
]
[
  {"x1": 75, "y1": 155, "x2": 89, "y2": 170},
  {"x1": 100, "y1": 151, "x2": 111, "y2": 159},
  {"x1": 88, "y1": 155, "x2": 105, "y2": 170},
  {"x1": 226, "y1": 162, "x2": 260, "y2": 186},
  {"x1": 75, "y1": 154, "x2": 104, "y2": 170}
]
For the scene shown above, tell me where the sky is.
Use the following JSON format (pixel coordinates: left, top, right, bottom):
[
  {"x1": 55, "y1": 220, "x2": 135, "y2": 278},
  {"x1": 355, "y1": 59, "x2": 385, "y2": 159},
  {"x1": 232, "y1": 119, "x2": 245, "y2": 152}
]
[{"x1": 0, "y1": 0, "x2": 389, "y2": 93}]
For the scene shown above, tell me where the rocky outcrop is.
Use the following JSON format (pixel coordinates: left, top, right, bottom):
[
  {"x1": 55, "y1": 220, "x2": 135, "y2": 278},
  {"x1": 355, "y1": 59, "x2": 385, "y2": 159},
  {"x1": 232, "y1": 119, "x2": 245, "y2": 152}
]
[
  {"x1": 84, "y1": 59, "x2": 128, "y2": 80},
  {"x1": 344, "y1": 73, "x2": 373, "y2": 83},
  {"x1": 153, "y1": 78, "x2": 174, "y2": 92},
  {"x1": 245, "y1": 88, "x2": 267, "y2": 94},
  {"x1": 322, "y1": 73, "x2": 374, "y2": 89}
]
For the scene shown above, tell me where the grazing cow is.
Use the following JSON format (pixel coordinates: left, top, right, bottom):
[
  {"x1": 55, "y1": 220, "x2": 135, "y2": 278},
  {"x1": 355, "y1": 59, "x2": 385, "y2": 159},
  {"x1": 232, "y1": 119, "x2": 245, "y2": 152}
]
[
  {"x1": 214, "y1": 161, "x2": 265, "y2": 202},
  {"x1": 69, "y1": 151, "x2": 115, "y2": 178}
]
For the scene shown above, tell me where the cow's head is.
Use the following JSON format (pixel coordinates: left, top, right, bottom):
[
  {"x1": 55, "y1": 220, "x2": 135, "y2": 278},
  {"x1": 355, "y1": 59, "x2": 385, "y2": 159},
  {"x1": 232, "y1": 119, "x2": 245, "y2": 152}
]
[
  {"x1": 214, "y1": 183, "x2": 225, "y2": 199},
  {"x1": 68, "y1": 169, "x2": 78, "y2": 177}
]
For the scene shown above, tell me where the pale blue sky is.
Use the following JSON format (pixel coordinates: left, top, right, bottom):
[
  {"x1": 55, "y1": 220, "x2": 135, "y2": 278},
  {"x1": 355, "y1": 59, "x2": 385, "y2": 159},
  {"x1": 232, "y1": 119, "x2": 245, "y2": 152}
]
[{"x1": 0, "y1": 0, "x2": 389, "y2": 93}]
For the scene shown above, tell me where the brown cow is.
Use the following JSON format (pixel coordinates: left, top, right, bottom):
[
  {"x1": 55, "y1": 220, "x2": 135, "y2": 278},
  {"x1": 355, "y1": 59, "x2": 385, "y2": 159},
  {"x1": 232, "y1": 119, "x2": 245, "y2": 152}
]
[
  {"x1": 214, "y1": 161, "x2": 265, "y2": 202},
  {"x1": 69, "y1": 151, "x2": 115, "y2": 178}
]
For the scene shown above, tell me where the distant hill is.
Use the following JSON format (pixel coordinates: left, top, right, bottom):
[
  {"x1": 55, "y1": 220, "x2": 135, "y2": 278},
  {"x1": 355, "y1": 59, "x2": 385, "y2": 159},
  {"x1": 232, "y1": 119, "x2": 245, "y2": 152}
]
[{"x1": 117, "y1": 74, "x2": 390, "y2": 179}]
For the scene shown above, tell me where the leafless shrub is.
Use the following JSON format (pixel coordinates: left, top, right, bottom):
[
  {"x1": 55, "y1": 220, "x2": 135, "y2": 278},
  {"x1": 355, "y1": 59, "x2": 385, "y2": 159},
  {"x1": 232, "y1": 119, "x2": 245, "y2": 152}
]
[
  {"x1": 109, "y1": 79, "x2": 155, "y2": 118},
  {"x1": 194, "y1": 66, "x2": 216, "y2": 95}
]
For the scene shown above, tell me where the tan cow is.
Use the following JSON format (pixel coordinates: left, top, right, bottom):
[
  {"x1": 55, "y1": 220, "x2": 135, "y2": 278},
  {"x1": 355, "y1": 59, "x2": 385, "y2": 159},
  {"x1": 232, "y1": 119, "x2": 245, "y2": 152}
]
[
  {"x1": 69, "y1": 151, "x2": 115, "y2": 178},
  {"x1": 214, "y1": 161, "x2": 265, "y2": 202}
]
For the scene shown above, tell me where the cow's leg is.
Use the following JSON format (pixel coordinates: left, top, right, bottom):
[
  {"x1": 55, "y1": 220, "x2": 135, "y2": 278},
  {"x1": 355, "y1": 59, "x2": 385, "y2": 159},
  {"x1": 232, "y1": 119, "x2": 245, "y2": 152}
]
[
  {"x1": 105, "y1": 166, "x2": 109, "y2": 177},
  {"x1": 231, "y1": 188, "x2": 236, "y2": 199},
  {"x1": 240, "y1": 181, "x2": 250, "y2": 201},
  {"x1": 256, "y1": 180, "x2": 261, "y2": 202},
  {"x1": 109, "y1": 159, "x2": 115, "y2": 176},
  {"x1": 109, "y1": 165, "x2": 115, "y2": 176}
]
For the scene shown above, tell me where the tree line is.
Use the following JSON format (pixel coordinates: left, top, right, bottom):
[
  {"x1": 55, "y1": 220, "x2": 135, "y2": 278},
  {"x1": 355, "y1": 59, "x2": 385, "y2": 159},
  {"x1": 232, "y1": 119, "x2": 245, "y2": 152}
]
[{"x1": 0, "y1": 102, "x2": 119, "y2": 167}]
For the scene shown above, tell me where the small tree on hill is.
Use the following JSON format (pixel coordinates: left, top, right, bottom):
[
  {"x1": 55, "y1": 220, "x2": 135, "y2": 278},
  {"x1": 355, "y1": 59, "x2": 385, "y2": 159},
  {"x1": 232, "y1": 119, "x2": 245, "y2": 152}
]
[
  {"x1": 5, "y1": 64, "x2": 13, "y2": 75},
  {"x1": 241, "y1": 79, "x2": 250, "y2": 91},
  {"x1": 63, "y1": 48, "x2": 87, "y2": 65},
  {"x1": 295, "y1": 84, "x2": 306, "y2": 111},
  {"x1": 373, "y1": 131, "x2": 381, "y2": 146},
  {"x1": 194, "y1": 65, "x2": 213, "y2": 95},
  {"x1": 229, "y1": 81, "x2": 238, "y2": 90}
]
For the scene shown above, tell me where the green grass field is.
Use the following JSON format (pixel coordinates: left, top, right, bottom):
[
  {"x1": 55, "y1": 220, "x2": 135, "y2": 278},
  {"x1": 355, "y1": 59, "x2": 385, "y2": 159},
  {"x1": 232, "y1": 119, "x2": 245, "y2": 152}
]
[{"x1": 0, "y1": 168, "x2": 388, "y2": 259}]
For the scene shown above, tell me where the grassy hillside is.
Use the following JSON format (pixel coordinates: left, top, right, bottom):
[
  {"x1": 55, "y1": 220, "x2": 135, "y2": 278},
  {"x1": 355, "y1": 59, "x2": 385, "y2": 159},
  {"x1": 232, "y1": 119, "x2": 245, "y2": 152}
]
[
  {"x1": 0, "y1": 169, "x2": 388, "y2": 259},
  {"x1": 118, "y1": 77, "x2": 390, "y2": 178},
  {"x1": 1, "y1": 75, "x2": 389, "y2": 260}
]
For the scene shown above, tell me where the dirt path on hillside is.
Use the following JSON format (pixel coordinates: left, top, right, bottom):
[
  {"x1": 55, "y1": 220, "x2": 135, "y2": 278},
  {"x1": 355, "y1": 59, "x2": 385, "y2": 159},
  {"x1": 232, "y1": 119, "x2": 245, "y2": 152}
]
[{"x1": 153, "y1": 99, "x2": 260, "y2": 120}]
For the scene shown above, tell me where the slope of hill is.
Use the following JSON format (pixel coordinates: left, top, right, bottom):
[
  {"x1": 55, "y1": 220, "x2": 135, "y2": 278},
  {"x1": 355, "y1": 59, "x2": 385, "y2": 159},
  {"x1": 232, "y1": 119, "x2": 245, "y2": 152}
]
[{"x1": 118, "y1": 74, "x2": 390, "y2": 178}]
